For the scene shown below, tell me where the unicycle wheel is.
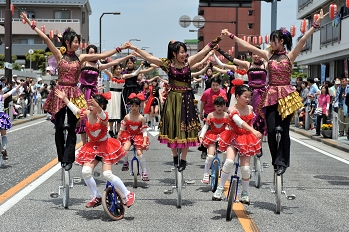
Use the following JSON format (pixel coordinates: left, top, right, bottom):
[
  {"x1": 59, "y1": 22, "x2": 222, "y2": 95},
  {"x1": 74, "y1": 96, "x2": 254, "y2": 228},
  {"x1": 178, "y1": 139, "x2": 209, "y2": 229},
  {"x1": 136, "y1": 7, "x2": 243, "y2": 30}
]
[
  {"x1": 226, "y1": 179, "x2": 237, "y2": 221},
  {"x1": 62, "y1": 170, "x2": 70, "y2": 209},
  {"x1": 102, "y1": 187, "x2": 125, "y2": 220},
  {"x1": 275, "y1": 174, "x2": 282, "y2": 214},
  {"x1": 211, "y1": 161, "x2": 219, "y2": 192},
  {"x1": 253, "y1": 157, "x2": 261, "y2": 188},
  {"x1": 176, "y1": 169, "x2": 182, "y2": 208}
]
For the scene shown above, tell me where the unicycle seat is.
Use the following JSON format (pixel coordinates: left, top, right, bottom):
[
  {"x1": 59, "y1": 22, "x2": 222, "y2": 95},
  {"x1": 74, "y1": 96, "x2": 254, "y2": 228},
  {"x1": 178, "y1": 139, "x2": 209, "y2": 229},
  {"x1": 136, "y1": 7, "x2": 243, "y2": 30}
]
[
  {"x1": 63, "y1": 123, "x2": 70, "y2": 130},
  {"x1": 275, "y1": 126, "x2": 283, "y2": 132}
]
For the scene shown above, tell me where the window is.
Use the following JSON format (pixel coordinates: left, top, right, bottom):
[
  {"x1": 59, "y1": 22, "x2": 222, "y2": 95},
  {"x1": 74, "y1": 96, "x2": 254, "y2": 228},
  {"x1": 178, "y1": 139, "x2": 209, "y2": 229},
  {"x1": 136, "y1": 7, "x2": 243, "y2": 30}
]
[
  {"x1": 28, "y1": 39, "x2": 34, "y2": 45},
  {"x1": 55, "y1": 11, "x2": 70, "y2": 19},
  {"x1": 27, "y1": 11, "x2": 35, "y2": 19},
  {"x1": 248, "y1": 10, "x2": 253, "y2": 16},
  {"x1": 82, "y1": 11, "x2": 85, "y2": 24},
  {"x1": 19, "y1": 39, "x2": 27, "y2": 44},
  {"x1": 198, "y1": 10, "x2": 204, "y2": 15},
  {"x1": 248, "y1": 23, "x2": 253, "y2": 29}
]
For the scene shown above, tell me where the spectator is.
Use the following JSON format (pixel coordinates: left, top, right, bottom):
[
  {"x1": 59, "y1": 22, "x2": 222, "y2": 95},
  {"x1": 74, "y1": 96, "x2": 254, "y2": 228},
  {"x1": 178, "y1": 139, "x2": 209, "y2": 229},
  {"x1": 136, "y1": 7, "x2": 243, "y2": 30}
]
[
  {"x1": 315, "y1": 86, "x2": 330, "y2": 136},
  {"x1": 296, "y1": 77, "x2": 303, "y2": 86},
  {"x1": 307, "y1": 77, "x2": 320, "y2": 105},
  {"x1": 16, "y1": 92, "x2": 27, "y2": 118},
  {"x1": 308, "y1": 95, "x2": 316, "y2": 130},
  {"x1": 298, "y1": 107, "x2": 306, "y2": 128},
  {"x1": 334, "y1": 77, "x2": 349, "y2": 136},
  {"x1": 300, "y1": 81, "x2": 309, "y2": 106}
]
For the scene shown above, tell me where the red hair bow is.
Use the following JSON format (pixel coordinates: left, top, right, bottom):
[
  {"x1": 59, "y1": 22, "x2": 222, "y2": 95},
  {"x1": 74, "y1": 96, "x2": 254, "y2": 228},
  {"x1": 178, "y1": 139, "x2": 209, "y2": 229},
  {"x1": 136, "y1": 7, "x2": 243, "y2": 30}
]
[
  {"x1": 212, "y1": 93, "x2": 228, "y2": 102},
  {"x1": 128, "y1": 92, "x2": 145, "y2": 101},
  {"x1": 96, "y1": 91, "x2": 111, "y2": 100},
  {"x1": 231, "y1": 79, "x2": 244, "y2": 86}
]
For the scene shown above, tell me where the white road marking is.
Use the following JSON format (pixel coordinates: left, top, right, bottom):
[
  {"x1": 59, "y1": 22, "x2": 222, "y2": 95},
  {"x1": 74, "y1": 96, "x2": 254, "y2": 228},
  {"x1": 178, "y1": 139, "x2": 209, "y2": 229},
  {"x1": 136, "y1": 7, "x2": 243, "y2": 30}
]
[{"x1": 8, "y1": 120, "x2": 47, "y2": 133}]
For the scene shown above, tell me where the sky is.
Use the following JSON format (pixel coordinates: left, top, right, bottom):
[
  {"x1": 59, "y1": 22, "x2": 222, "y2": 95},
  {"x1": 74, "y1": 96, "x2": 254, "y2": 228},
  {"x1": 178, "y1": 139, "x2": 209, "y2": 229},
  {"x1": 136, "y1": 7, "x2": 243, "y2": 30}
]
[{"x1": 88, "y1": 0, "x2": 300, "y2": 58}]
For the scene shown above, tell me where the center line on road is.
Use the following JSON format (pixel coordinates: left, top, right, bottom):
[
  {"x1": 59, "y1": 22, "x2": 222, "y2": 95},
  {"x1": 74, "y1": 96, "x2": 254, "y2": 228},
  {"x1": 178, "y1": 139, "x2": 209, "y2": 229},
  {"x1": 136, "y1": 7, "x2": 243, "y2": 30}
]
[{"x1": 291, "y1": 137, "x2": 349, "y2": 164}]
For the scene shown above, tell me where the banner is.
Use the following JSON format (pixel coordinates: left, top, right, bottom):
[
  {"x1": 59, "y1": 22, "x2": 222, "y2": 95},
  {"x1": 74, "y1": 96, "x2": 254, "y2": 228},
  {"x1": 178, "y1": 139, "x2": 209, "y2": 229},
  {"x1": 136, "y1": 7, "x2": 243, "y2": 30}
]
[
  {"x1": 344, "y1": 58, "x2": 348, "y2": 78},
  {"x1": 321, "y1": 64, "x2": 326, "y2": 84}
]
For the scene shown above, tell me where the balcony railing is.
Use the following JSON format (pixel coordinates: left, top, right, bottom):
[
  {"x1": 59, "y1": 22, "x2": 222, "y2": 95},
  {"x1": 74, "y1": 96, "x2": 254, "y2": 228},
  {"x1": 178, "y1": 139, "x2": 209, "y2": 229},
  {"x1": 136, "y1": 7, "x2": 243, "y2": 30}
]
[
  {"x1": 320, "y1": 20, "x2": 341, "y2": 47},
  {"x1": 297, "y1": 35, "x2": 312, "y2": 52},
  {"x1": 298, "y1": 0, "x2": 313, "y2": 11},
  {"x1": 0, "y1": 18, "x2": 80, "y2": 23}
]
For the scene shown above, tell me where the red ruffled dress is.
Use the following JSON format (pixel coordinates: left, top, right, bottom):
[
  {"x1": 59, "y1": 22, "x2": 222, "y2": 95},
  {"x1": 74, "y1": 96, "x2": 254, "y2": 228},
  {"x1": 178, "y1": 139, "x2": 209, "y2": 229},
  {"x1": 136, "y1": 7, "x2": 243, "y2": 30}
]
[
  {"x1": 202, "y1": 117, "x2": 229, "y2": 148},
  {"x1": 218, "y1": 110, "x2": 261, "y2": 156},
  {"x1": 119, "y1": 120, "x2": 150, "y2": 150},
  {"x1": 75, "y1": 113, "x2": 126, "y2": 165}
]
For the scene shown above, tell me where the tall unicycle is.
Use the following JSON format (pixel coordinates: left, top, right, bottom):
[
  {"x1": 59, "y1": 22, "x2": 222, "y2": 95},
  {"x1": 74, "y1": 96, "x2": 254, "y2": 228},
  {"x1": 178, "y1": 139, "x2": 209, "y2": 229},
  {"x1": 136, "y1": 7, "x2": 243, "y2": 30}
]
[
  {"x1": 252, "y1": 155, "x2": 262, "y2": 188},
  {"x1": 61, "y1": 111, "x2": 71, "y2": 208},
  {"x1": 275, "y1": 126, "x2": 283, "y2": 214},
  {"x1": 176, "y1": 148, "x2": 182, "y2": 208},
  {"x1": 102, "y1": 181, "x2": 125, "y2": 220}
]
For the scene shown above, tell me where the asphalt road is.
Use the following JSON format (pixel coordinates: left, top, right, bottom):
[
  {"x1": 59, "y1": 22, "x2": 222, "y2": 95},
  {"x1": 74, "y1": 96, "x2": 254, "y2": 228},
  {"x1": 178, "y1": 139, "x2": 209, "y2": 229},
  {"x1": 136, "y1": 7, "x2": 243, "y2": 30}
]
[{"x1": 0, "y1": 118, "x2": 349, "y2": 232}]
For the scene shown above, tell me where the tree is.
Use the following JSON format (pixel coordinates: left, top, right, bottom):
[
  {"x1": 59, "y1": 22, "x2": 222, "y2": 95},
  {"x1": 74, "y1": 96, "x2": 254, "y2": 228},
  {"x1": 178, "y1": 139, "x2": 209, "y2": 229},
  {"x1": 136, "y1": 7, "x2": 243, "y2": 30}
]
[
  {"x1": 25, "y1": 49, "x2": 52, "y2": 74},
  {"x1": 0, "y1": 54, "x2": 20, "y2": 69}
]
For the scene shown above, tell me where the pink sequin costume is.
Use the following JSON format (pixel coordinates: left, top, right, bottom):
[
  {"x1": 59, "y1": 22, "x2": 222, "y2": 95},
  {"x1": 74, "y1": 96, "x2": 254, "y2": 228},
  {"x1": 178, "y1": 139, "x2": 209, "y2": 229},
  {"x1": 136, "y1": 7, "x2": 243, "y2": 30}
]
[
  {"x1": 76, "y1": 113, "x2": 126, "y2": 165},
  {"x1": 218, "y1": 110, "x2": 261, "y2": 156}
]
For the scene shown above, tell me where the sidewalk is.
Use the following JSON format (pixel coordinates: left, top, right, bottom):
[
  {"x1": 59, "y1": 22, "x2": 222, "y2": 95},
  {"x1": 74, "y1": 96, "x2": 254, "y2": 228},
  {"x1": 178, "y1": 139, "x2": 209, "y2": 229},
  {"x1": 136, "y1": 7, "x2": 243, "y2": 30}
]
[{"x1": 11, "y1": 114, "x2": 47, "y2": 127}]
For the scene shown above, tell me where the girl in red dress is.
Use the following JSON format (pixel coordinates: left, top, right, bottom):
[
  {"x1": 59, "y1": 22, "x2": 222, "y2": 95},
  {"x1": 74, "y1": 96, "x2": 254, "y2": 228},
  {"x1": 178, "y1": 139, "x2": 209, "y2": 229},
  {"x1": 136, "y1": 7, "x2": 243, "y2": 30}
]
[
  {"x1": 199, "y1": 95, "x2": 230, "y2": 184},
  {"x1": 55, "y1": 89, "x2": 135, "y2": 208},
  {"x1": 213, "y1": 83, "x2": 262, "y2": 204},
  {"x1": 118, "y1": 93, "x2": 150, "y2": 181}
]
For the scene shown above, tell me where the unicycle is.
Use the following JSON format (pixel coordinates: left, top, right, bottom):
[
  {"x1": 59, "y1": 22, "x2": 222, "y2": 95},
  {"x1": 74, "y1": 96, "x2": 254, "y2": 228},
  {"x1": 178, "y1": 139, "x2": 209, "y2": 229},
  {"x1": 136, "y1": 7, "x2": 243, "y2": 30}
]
[
  {"x1": 251, "y1": 150, "x2": 263, "y2": 188},
  {"x1": 130, "y1": 141, "x2": 140, "y2": 188},
  {"x1": 102, "y1": 181, "x2": 125, "y2": 220},
  {"x1": 226, "y1": 153, "x2": 242, "y2": 221},
  {"x1": 270, "y1": 126, "x2": 296, "y2": 214},
  {"x1": 210, "y1": 146, "x2": 221, "y2": 192}
]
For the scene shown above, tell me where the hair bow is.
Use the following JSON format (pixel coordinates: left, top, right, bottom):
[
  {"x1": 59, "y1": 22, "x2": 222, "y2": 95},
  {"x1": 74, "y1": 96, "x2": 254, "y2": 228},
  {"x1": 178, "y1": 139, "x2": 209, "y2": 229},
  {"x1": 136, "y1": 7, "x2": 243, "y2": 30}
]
[
  {"x1": 280, "y1": 27, "x2": 291, "y2": 37},
  {"x1": 231, "y1": 79, "x2": 244, "y2": 86},
  {"x1": 128, "y1": 92, "x2": 145, "y2": 101},
  {"x1": 96, "y1": 91, "x2": 111, "y2": 100},
  {"x1": 212, "y1": 93, "x2": 228, "y2": 102}
]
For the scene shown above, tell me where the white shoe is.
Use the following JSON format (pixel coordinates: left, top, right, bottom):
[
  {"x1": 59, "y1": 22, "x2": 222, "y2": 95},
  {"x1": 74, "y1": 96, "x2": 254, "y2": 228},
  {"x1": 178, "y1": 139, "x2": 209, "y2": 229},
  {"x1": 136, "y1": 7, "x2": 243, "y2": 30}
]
[
  {"x1": 212, "y1": 185, "x2": 224, "y2": 201},
  {"x1": 240, "y1": 191, "x2": 250, "y2": 205},
  {"x1": 201, "y1": 173, "x2": 210, "y2": 184},
  {"x1": 27, "y1": 114, "x2": 31, "y2": 117}
]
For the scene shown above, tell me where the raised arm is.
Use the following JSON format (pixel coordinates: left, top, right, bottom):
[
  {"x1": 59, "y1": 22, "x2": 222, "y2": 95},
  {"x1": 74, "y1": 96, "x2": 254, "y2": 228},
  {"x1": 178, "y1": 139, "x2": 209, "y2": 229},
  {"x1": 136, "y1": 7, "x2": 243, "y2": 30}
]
[
  {"x1": 213, "y1": 53, "x2": 241, "y2": 71},
  {"x1": 192, "y1": 61, "x2": 210, "y2": 78},
  {"x1": 288, "y1": 9, "x2": 328, "y2": 63},
  {"x1": 20, "y1": 12, "x2": 61, "y2": 62},
  {"x1": 128, "y1": 44, "x2": 162, "y2": 66},
  {"x1": 80, "y1": 43, "x2": 129, "y2": 63},
  {"x1": 191, "y1": 50, "x2": 214, "y2": 70},
  {"x1": 188, "y1": 33, "x2": 223, "y2": 66},
  {"x1": 221, "y1": 29, "x2": 270, "y2": 61},
  {"x1": 99, "y1": 54, "x2": 133, "y2": 71}
]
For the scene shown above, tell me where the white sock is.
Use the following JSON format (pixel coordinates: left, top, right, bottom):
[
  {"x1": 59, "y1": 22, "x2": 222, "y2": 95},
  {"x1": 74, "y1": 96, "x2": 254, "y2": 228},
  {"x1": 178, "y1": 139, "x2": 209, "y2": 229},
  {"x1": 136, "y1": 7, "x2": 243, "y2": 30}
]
[
  {"x1": 84, "y1": 176, "x2": 100, "y2": 198},
  {"x1": 1, "y1": 136, "x2": 7, "y2": 150},
  {"x1": 111, "y1": 176, "x2": 129, "y2": 197},
  {"x1": 241, "y1": 180, "x2": 249, "y2": 192},
  {"x1": 219, "y1": 171, "x2": 230, "y2": 189},
  {"x1": 139, "y1": 156, "x2": 147, "y2": 173},
  {"x1": 204, "y1": 159, "x2": 211, "y2": 174}
]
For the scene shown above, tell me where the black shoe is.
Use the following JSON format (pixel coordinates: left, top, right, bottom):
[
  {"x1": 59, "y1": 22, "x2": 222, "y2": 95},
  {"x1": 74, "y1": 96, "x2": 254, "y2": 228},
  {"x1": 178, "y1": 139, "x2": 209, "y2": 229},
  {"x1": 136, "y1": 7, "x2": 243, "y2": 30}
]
[
  {"x1": 276, "y1": 166, "x2": 286, "y2": 176},
  {"x1": 108, "y1": 130, "x2": 115, "y2": 138},
  {"x1": 178, "y1": 159, "x2": 187, "y2": 172},
  {"x1": 64, "y1": 163, "x2": 73, "y2": 171},
  {"x1": 201, "y1": 151, "x2": 207, "y2": 159},
  {"x1": 314, "y1": 133, "x2": 320, "y2": 136},
  {"x1": 147, "y1": 121, "x2": 151, "y2": 127},
  {"x1": 155, "y1": 116, "x2": 159, "y2": 122},
  {"x1": 2, "y1": 150, "x2": 8, "y2": 160},
  {"x1": 256, "y1": 148, "x2": 263, "y2": 158},
  {"x1": 173, "y1": 156, "x2": 179, "y2": 166}
]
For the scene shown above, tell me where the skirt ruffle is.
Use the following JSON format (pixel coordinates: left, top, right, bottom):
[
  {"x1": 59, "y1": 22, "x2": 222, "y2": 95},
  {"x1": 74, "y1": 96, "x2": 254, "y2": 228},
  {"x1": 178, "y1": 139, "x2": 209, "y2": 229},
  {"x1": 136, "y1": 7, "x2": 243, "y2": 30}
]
[
  {"x1": 43, "y1": 85, "x2": 87, "y2": 120},
  {"x1": 202, "y1": 131, "x2": 219, "y2": 148},
  {"x1": 75, "y1": 138, "x2": 126, "y2": 165},
  {"x1": 119, "y1": 131, "x2": 150, "y2": 150},
  {"x1": 218, "y1": 130, "x2": 261, "y2": 156},
  {"x1": 277, "y1": 91, "x2": 303, "y2": 120},
  {"x1": 0, "y1": 112, "x2": 12, "y2": 130}
]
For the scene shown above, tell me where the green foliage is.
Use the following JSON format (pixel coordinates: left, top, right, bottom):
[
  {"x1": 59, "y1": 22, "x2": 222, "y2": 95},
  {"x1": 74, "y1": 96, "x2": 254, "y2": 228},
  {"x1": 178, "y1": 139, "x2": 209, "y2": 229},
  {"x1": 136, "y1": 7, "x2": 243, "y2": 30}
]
[
  {"x1": 25, "y1": 49, "x2": 52, "y2": 74},
  {"x1": 12, "y1": 63, "x2": 21, "y2": 71},
  {"x1": 0, "y1": 54, "x2": 20, "y2": 69}
]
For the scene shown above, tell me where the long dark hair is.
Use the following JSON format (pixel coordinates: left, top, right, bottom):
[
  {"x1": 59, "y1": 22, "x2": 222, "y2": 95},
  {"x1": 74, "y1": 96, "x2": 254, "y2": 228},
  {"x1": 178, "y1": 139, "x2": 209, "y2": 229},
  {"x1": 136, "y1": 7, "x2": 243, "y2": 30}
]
[
  {"x1": 86, "y1": 44, "x2": 98, "y2": 54},
  {"x1": 270, "y1": 28, "x2": 293, "y2": 51},
  {"x1": 92, "y1": 94, "x2": 108, "y2": 110},
  {"x1": 167, "y1": 41, "x2": 187, "y2": 60},
  {"x1": 61, "y1": 27, "x2": 81, "y2": 50}
]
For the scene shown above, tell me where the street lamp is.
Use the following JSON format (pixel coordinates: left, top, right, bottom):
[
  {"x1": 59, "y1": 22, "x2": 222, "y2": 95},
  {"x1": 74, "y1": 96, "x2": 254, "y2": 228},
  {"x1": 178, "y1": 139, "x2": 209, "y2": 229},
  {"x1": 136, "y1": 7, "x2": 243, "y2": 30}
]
[
  {"x1": 99, "y1": 12, "x2": 120, "y2": 53},
  {"x1": 128, "y1": 39, "x2": 141, "y2": 54},
  {"x1": 141, "y1": 46, "x2": 149, "y2": 50},
  {"x1": 189, "y1": 30, "x2": 198, "y2": 32}
]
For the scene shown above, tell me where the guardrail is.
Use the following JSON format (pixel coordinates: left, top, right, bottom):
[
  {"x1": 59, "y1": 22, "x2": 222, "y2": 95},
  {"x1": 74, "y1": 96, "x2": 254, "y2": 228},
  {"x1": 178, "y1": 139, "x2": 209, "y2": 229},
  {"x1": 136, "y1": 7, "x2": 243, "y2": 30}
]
[{"x1": 0, "y1": 18, "x2": 80, "y2": 23}]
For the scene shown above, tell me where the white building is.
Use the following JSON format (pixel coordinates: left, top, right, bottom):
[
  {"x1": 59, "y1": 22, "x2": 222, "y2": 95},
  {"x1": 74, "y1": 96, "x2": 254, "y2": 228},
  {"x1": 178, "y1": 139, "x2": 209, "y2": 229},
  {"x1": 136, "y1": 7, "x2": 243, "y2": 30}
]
[{"x1": 295, "y1": 0, "x2": 349, "y2": 81}]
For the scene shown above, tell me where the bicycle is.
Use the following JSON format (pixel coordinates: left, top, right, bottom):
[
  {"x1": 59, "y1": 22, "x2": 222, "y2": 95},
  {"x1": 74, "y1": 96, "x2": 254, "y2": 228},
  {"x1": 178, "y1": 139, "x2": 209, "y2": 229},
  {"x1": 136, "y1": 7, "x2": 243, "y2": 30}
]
[
  {"x1": 164, "y1": 148, "x2": 195, "y2": 208},
  {"x1": 270, "y1": 126, "x2": 296, "y2": 214},
  {"x1": 210, "y1": 145, "x2": 221, "y2": 193},
  {"x1": 226, "y1": 153, "x2": 242, "y2": 221},
  {"x1": 102, "y1": 181, "x2": 125, "y2": 220},
  {"x1": 50, "y1": 110, "x2": 81, "y2": 208}
]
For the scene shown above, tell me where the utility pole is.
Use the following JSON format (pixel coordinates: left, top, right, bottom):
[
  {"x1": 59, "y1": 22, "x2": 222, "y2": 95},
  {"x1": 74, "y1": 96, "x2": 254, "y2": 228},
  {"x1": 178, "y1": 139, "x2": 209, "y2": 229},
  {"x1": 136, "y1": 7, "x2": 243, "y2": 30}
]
[
  {"x1": 270, "y1": 0, "x2": 278, "y2": 32},
  {"x1": 4, "y1": 0, "x2": 12, "y2": 85}
]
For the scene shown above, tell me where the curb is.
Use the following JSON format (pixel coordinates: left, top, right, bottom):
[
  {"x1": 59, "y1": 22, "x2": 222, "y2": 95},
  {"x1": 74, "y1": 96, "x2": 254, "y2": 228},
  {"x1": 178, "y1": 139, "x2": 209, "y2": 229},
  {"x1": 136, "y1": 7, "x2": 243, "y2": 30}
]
[
  {"x1": 290, "y1": 126, "x2": 349, "y2": 153},
  {"x1": 12, "y1": 114, "x2": 47, "y2": 127}
]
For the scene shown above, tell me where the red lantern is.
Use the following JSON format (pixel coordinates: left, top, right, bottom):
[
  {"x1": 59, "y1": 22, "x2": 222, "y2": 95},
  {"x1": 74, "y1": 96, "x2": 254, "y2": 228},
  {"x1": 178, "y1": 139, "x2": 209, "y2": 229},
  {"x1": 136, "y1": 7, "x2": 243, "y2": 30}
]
[
  {"x1": 228, "y1": 50, "x2": 232, "y2": 55},
  {"x1": 313, "y1": 13, "x2": 320, "y2": 23},
  {"x1": 300, "y1": 19, "x2": 307, "y2": 34},
  {"x1": 31, "y1": 20, "x2": 36, "y2": 27},
  {"x1": 247, "y1": 36, "x2": 251, "y2": 44},
  {"x1": 242, "y1": 35, "x2": 246, "y2": 41},
  {"x1": 10, "y1": 4, "x2": 14, "y2": 15},
  {"x1": 42, "y1": 25, "x2": 46, "y2": 34},
  {"x1": 231, "y1": 46, "x2": 235, "y2": 55},
  {"x1": 290, "y1": 25, "x2": 296, "y2": 37},
  {"x1": 79, "y1": 42, "x2": 83, "y2": 49},
  {"x1": 49, "y1": 30, "x2": 54, "y2": 39},
  {"x1": 84, "y1": 43, "x2": 87, "y2": 50},
  {"x1": 258, "y1": 35, "x2": 263, "y2": 45},
  {"x1": 329, "y1": 3, "x2": 337, "y2": 20},
  {"x1": 252, "y1": 36, "x2": 257, "y2": 45},
  {"x1": 264, "y1": 34, "x2": 269, "y2": 44},
  {"x1": 347, "y1": 0, "x2": 349, "y2": 8}
]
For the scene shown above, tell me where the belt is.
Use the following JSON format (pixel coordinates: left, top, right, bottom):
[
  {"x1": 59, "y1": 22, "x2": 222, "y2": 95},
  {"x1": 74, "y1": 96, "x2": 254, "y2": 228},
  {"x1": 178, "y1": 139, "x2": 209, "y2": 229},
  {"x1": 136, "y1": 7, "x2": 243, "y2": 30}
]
[{"x1": 110, "y1": 88, "x2": 122, "y2": 92}]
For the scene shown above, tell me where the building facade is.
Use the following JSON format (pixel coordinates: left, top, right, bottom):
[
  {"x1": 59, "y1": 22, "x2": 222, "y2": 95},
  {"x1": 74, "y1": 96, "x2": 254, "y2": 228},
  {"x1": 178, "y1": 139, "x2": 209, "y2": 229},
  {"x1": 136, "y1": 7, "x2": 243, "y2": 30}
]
[
  {"x1": 0, "y1": 0, "x2": 91, "y2": 67},
  {"x1": 295, "y1": 0, "x2": 349, "y2": 82},
  {"x1": 196, "y1": 1, "x2": 261, "y2": 57}
]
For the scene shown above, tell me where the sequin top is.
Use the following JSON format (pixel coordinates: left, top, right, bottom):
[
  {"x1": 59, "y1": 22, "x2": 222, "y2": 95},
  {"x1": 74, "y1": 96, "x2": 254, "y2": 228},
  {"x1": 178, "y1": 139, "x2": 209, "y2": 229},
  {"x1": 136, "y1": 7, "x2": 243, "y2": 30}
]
[
  {"x1": 160, "y1": 58, "x2": 191, "y2": 88},
  {"x1": 57, "y1": 59, "x2": 81, "y2": 86},
  {"x1": 268, "y1": 57, "x2": 292, "y2": 86}
]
